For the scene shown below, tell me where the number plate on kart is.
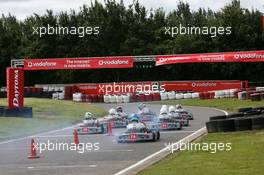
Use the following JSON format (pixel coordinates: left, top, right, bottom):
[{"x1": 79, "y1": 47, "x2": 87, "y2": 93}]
[
  {"x1": 82, "y1": 127, "x2": 88, "y2": 133},
  {"x1": 130, "y1": 134, "x2": 137, "y2": 141},
  {"x1": 161, "y1": 123, "x2": 168, "y2": 128}
]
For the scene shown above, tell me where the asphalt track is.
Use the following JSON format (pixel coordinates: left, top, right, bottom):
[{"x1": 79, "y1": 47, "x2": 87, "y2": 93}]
[{"x1": 0, "y1": 103, "x2": 225, "y2": 175}]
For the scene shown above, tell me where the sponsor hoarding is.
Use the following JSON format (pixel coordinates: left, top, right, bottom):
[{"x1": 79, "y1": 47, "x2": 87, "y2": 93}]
[
  {"x1": 76, "y1": 80, "x2": 243, "y2": 94},
  {"x1": 160, "y1": 80, "x2": 242, "y2": 92},
  {"x1": 24, "y1": 57, "x2": 134, "y2": 70},
  {"x1": 156, "y1": 50, "x2": 264, "y2": 66},
  {"x1": 6, "y1": 68, "x2": 24, "y2": 109}
]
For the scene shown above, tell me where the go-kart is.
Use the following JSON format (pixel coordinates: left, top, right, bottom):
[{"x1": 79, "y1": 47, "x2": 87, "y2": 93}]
[
  {"x1": 116, "y1": 122, "x2": 160, "y2": 143},
  {"x1": 158, "y1": 113, "x2": 182, "y2": 130}
]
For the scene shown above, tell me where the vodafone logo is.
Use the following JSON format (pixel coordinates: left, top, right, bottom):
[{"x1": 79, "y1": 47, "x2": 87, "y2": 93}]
[
  {"x1": 192, "y1": 82, "x2": 216, "y2": 87},
  {"x1": 234, "y1": 53, "x2": 264, "y2": 59},
  {"x1": 27, "y1": 61, "x2": 57, "y2": 68},
  {"x1": 98, "y1": 59, "x2": 129, "y2": 66}
]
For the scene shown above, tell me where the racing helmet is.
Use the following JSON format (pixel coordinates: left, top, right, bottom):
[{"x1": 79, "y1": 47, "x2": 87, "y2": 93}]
[
  {"x1": 84, "y1": 112, "x2": 93, "y2": 119},
  {"x1": 176, "y1": 104, "x2": 182, "y2": 109},
  {"x1": 116, "y1": 106, "x2": 123, "y2": 113},
  {"x1": 130, "y1": 113, "x2": 139, "y2": 123},
  {"x1": 168, "y1": 105, "x2": 176, "y2": 112},
  {"x1": 108, "y1": 108, "x2": 116, "y2": 115},
  {"x1": 160, "y1": 107, "x2": 168, "y2": 114}
]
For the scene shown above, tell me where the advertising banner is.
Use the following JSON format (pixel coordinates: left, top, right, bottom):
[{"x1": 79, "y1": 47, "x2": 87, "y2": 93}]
[
  {"x1": 156, "y1": 50, "x2": 264, "y2": 66},
  {"x1": 76, "y1": 80, "x2": 243, "y2": 94},
  {"x1": 6, "y1": 67, "x2": 24, "y2": 109},
  {"x1": 160, "y1": 80, "x2": 242, "y2": 92},
  {"x1": 24, "y1": 57, "x2": 134, "y2": 70}
]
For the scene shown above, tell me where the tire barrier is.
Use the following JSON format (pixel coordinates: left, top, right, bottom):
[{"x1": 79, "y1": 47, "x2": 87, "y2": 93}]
[
  {"x1": 251, "y1": 116, "x2": 264, "y2": 130},
  {"x1": 238, "y1": 107, "x2": 253, "y2": 113},
  {"x1": 244, "y1": 110, "x2": 262, "y2": 116},
  {"x1": 217, "y1": 119, "x2": 235, "y2": 132},
  {"x1": 209, "y1": 115, "x2": 227, "y2": 121},
  {"x1": 206, "y1": 121, "x2": 218, "y2": 133},
  {"x1": 227, "y1": 112, "x2": 244, "y2": 119},
  {"x1": 206, "y1": 107, "x2": 264, "y2": 133},
  {"x1": 234, "y1": 118, "x2": 252, "y2": 131},
  {"x1": 253, "y1": 106, "x2": 264, "y2": 113}
]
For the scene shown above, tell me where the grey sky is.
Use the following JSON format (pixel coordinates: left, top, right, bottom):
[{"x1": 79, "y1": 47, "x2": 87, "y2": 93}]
[{"x1": 0, "y1": 0, "x2": 263, "y2": 20}]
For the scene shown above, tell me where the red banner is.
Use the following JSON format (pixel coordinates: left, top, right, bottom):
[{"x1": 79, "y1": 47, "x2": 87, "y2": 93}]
[
  {"x1": 6, "y1": 68, "x2": 24, "y2": 109},
  {"x1": 24, "y1": 57, "x2": 134, "y2": 70},
  {"x1": 160, "y1": 80, "x2": 242, "y2": 92},
  {"x1": 155, "y1": 50, "x2": 264, "y2": 66},
  {"x1": 75, "y1": 80, "x2": 243, "y2": 94}
]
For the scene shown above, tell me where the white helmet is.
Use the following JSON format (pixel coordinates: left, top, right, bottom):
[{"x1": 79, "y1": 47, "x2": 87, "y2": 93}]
[
  {"x1": 160, "y1": 107, "x2": 168, "y2": 114},
  {"x1": 160, "y1": 105, "x2": 168, "y2": 112},
  {"x1": 108, "y1": 108, "x2": 116, "y2": 115},
  {"x1": 168, "y1": 105, "x2": 176, "y2": 112},
  {"x1": 84, "y1": 112, "x2": 93, "y2": 119},
  {"x1": 176, "y1": 104, "x2": 182, "y2": 109}
]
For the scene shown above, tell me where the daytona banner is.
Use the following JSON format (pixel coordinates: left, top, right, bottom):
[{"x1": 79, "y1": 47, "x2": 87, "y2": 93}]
[
  {"x1": 155, "y1": 50, "x2": 264, "y2": 66},
  {"x1": 6, "y1": 67, "x2": 24, "y2": 109},
  {"x1": 24, "y1": 57, "x2": 134, "y2": 70}
]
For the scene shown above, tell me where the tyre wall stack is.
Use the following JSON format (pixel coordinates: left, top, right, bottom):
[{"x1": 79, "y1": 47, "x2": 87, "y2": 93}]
[{"x1": 206, "y1": 107, "x2": 264, "y2": 133}]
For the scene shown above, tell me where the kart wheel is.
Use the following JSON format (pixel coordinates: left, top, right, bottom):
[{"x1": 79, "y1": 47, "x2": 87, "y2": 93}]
[
  {"x1": 157, "y1": 131, "x2": 160, "y2": 140},
  {"x1": 187, "y1": 119, "x2": 190, "y2": 126},
  {"x1": 152, "y1": 133, "x2": 156, "y2": 142}
]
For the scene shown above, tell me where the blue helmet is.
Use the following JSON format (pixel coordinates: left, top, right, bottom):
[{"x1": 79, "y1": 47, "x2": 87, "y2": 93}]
[{"x1": 130, "y1": 113, "x2": 139, "y2": 122}]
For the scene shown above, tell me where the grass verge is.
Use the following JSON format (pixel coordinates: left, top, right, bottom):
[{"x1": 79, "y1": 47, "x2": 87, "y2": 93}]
[
  {"x1": 138, "y1": 130, "x2": 264, "y2": 175},
  {"x1": 149, "y1": 98, "x2": 264, "y2": 112},
  {"x1": 0, "y1": 98, "x2": 107, "y2": 141}
]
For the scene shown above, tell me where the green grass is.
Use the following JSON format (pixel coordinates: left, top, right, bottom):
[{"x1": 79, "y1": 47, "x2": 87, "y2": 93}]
[
  {"x1": 138, "y1": 130, "x2": 264, "y2": 175},
  {"x1": 149, "y1": 98, "x2": 264, "y2": 112},
  {"x1": 0, "y1": 98, "x2": 107, "y2": 141}
]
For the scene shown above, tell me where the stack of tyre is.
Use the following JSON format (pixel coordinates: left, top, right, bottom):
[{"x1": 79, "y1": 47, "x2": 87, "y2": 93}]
[{"x1": 206, "y1": 107, "x2": 264, "y2": 133}]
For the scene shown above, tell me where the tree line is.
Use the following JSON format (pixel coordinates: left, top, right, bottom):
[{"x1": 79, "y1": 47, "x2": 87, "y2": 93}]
[{"x1": 0, "y1": 0, "x2": 263, "y2": 86}]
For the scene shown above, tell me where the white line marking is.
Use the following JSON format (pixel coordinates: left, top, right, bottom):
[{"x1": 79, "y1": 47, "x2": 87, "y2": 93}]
[
  {"x1": 114, "y1": 108, "x2": 228, "y2": 175},
  {"x1": 27, "y1": 164, "x2": 97, "y2": 169}
]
